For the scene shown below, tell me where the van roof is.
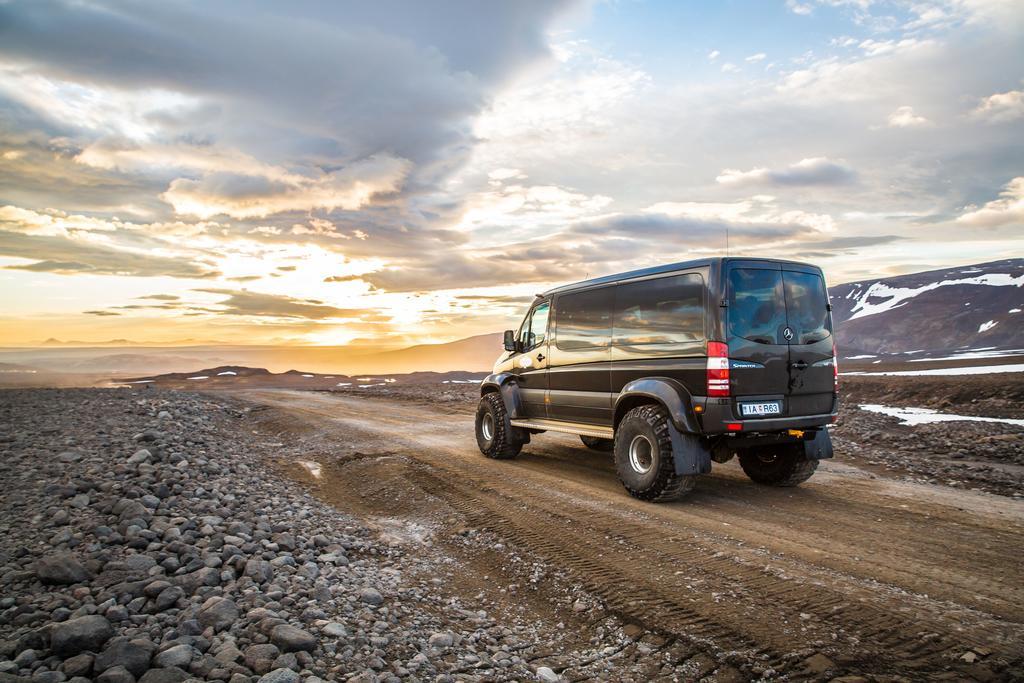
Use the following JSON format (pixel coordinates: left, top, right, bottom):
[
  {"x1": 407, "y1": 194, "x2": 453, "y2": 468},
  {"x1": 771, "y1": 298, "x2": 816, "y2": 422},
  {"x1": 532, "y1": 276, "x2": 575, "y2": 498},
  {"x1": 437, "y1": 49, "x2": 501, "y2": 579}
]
[{"x1": 541, "y1": 256, "x2": 820, "y2": 297}]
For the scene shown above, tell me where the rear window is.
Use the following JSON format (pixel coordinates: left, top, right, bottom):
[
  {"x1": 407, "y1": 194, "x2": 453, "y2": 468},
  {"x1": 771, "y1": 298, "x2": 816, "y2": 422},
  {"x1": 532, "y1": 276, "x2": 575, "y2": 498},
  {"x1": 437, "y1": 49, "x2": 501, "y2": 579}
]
[
  {"x1": 783, "y1": 270, "x2": 832, "y2": 344},
  {"x1": 728, "y1": 268, "x2": 832, "y2": 345},
  {"x1": 613, "y1": 274, "x2": 705, "y2": 346},
  {"x1": 554, "y1": 287, "x2": 613, "y2": 351},
  {"x1": 728, "y1": 268, "x2": 786, "y2": 344}
]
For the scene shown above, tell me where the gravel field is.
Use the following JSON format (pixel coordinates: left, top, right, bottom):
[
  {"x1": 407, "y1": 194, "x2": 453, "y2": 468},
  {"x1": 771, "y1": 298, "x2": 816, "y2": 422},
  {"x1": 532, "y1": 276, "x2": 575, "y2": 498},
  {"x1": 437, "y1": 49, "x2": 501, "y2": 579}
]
[{"x1": 0, "y1": 389, "x2": 619, "y2": 683}]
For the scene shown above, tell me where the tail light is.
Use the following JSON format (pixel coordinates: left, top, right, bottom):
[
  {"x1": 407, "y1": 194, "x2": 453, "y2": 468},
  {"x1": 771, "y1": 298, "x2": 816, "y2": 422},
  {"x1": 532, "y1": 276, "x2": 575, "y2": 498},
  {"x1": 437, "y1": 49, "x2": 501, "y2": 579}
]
[
  {"x1": 707, "y1": 341, "x2": 730, "y2": 397},
  {"x1": 832, "y1": 342, "x2": 839, "y2": 392}
]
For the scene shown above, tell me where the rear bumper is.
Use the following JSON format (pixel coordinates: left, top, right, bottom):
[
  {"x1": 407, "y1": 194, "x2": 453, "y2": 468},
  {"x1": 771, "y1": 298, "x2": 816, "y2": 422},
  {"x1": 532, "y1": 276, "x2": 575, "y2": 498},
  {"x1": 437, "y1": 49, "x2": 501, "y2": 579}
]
[{"x1": 697, "y1": 396, "x2": 838, "y2": 434}]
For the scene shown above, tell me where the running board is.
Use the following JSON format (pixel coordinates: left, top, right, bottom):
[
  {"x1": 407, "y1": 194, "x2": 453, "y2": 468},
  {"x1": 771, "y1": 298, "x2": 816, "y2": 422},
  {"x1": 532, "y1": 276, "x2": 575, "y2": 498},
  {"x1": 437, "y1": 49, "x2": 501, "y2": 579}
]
[{"x1": 510, "y1": 419, "x2": 614, "y2": 440}]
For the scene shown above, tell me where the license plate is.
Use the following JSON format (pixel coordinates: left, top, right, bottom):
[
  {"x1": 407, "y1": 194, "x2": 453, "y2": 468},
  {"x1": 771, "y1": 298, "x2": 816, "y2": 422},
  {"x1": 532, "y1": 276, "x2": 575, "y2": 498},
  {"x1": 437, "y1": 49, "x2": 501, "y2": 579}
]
[{"x1": 740, "y1": 401, "x2": 781, "y2": 417}]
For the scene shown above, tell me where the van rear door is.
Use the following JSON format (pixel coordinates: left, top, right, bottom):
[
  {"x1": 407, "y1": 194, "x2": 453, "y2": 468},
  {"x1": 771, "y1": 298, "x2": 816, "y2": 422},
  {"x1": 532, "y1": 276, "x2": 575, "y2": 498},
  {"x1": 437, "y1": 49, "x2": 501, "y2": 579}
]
[
  {"x1": 724, "y1": 263, "x2": 835, "y2": 418},
  {"x1": 781, "y1": 267, "x2": 835, "y2": 416},
  {"x1": 724, "y1": 264, "x2": 791, "y2": 406}
]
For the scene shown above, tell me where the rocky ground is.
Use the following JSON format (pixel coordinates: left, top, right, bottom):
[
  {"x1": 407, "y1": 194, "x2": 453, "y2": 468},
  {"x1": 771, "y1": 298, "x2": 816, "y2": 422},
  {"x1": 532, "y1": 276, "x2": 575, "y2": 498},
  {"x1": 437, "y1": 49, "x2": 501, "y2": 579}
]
[{"x1": 0, "y1": 389, "x2": 600, "y2": 683}]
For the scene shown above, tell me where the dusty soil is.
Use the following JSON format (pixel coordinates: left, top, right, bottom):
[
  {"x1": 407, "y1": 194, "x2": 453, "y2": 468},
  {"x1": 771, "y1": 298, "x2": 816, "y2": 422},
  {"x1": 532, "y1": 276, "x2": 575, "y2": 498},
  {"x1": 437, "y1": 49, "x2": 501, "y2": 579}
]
[{"x1": 217, "y1": 382, "x2": 1024, "y2": 682}]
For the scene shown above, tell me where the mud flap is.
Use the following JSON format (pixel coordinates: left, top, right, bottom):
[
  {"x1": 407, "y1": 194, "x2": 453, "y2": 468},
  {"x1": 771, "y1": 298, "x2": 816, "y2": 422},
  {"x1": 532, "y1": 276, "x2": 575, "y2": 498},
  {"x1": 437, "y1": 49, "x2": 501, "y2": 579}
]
[
  {"x1": 802, "y1": 428, "x2": 833, "y2": 460},
  {"x1": 667, "y1": 422, "x2": 712, "y2": 475},
  {"x1": 496, "y1": 383, "x2": 530, "y2": 445}
]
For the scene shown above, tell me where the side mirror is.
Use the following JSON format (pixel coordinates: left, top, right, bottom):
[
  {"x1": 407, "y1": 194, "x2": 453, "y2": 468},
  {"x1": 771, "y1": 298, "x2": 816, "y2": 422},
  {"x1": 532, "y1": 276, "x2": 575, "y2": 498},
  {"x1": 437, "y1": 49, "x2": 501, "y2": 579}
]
[{"x1": 503, "y1": 330, "x2": 519, "y2": 352}]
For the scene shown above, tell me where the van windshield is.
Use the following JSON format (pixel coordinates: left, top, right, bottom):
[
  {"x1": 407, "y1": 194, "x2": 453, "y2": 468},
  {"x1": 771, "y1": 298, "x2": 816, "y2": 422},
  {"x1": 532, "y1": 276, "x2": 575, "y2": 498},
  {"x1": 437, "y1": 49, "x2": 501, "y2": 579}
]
[{"x1": 728, "y1": 268, "x2": 832, "y2": 345}]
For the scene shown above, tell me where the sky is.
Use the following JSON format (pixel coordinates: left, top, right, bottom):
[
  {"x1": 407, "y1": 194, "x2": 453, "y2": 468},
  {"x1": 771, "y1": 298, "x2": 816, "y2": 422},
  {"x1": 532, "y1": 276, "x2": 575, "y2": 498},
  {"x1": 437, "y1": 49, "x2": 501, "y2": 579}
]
[{"x1": 0, "y1": 0, "x2": 1022, "y2": 347}]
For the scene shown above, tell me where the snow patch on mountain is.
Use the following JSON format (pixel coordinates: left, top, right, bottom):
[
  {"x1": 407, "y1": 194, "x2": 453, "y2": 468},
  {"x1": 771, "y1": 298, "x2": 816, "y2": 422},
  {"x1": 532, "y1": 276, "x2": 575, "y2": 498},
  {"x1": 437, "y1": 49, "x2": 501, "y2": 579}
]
[{"x1": 846, "y1": 273, "x2": 1024, "y2": 321}]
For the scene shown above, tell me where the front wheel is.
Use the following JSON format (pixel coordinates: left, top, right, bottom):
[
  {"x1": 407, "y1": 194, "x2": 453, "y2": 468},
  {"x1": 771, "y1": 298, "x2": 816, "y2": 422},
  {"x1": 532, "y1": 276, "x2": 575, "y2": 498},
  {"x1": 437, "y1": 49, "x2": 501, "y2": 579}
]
[
  {"x1": 738, "y1": 444, "x2": 818, "y2": 486},
  {"x1": 580, "y1": 435, "x2": 613, "y2": 452},
  {"x1": 475, "y1": 393, "x2": 523, "y2": 460},
  {"x1": 614, "y1": 405, "x2": 696, "y2": 502}
]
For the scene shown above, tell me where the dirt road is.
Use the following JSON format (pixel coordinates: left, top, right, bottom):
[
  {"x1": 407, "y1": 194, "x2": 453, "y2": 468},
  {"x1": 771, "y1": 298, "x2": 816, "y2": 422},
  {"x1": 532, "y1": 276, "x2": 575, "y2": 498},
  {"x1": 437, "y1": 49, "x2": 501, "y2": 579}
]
[{"x1": 232, "y1": 388, "x2": 1024, "y2": 681}]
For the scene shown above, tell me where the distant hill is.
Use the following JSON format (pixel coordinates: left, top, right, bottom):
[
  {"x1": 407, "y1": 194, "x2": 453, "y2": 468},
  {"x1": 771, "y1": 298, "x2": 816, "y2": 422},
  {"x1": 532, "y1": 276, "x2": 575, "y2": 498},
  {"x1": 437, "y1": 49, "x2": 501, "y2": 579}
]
[{"x1": 831, "y1": 258, "x2": 1023, "y2": 354}]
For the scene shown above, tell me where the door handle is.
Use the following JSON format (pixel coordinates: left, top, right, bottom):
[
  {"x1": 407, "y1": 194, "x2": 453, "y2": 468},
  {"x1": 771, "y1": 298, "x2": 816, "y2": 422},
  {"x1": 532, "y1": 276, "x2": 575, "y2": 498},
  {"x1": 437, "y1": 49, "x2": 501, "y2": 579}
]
[
  {"x1": 790, "y1": 360, "x2": 808, "y2": 370},
  {"x1": 536, "y1": 353, "x2": 545, "y2": 362}
]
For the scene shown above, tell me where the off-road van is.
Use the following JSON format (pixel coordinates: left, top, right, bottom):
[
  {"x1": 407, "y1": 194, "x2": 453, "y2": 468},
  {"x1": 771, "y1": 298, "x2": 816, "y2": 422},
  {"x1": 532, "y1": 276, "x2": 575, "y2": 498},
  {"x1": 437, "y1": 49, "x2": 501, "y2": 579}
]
[{"x1": 475, "y1": 257, "x2": 838, "y2": 502}]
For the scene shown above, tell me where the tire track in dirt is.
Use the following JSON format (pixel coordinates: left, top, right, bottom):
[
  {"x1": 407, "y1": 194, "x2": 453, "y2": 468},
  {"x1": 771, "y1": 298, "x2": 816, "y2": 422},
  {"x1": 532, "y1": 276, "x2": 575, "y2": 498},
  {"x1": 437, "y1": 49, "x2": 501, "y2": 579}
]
[{"x1": 233, "y1": 389, "x2": 1024, "y2": 679}]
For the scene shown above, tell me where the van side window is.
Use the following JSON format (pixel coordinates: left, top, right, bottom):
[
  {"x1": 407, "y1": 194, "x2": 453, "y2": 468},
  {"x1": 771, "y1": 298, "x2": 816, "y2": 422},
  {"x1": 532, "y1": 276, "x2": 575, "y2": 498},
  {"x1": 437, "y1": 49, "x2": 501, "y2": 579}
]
[
  {"x1": 613, "y1": 274, "x2": 705, "y2": 346},
  {"x1": 554, "y1": 287, "x2": 612, "y2": 351},
  {"x1": 518, "y1": 301, "x2": 550, "y2": 350}
]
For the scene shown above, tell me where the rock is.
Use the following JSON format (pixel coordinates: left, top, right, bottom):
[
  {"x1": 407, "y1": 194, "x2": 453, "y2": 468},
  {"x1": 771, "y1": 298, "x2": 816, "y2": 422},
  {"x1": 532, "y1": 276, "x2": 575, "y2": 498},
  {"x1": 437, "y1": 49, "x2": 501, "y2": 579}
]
[
  {"x1": 196, "y1": 597, "x2": 238, "y2": 632},
  {"x1": 428, "y1": 632, "x2": 454, "y2": 649},
  {"x1": 61, "y1": 654, "x2": 94, "y2": 677},
  {"x1": 961, "y1": 651, "x2": 978, "y2": 663},
  {"x1": 257, "y1": 669, "x2": 299, "y2": 683},
  {"x1": 270, "y1": 624, "x2": 316, "y2": 653},
  {"x1": 153, "y1": 644, "x2": 194, "y2": 669},
  {"x1": 357, "y1": 587, "x2": 383, "y2": 606},
  {"x1": 95, "y1": 638, "x2": 155, "y2": 677},
  {"x1": 244, "y1": 644, "x2": 280, "y2": 675},
  {"x1": 51, "y1": 615, "x2": 114, "y2": 656},
  {"x1": 321, "y1": 622, "x2": 346, "y2": 638},
  {"x1": 97, "y1": 666, "x2": 136, "y2": 683},
  {"x1": 154, "y1": 585, "x2": 184, "y2": 610},
  {"x1": 137, "y1": 669, "x2": 189, "y2": 683},
  {"x1": 622, "y1": 624, "x2": 643, "y2": 639},
  {"x1": 536, "y1": 667, "x2": 560, "y2": 682},
  {"x1": 127, "y1": 449, "x2": 152, "y2": 464},
  {"x1": 58, "y1": 451, "x2": 82, "y2": 463},
  {"x1": 35, "y1": 553, "x2": 91, "y2": 585},
  {"x1": 244, "y1": 558, "x2": 273, "y2": 584},
  {"x1": 804, "y1": 653, "x2": 834, "y2": 674}
]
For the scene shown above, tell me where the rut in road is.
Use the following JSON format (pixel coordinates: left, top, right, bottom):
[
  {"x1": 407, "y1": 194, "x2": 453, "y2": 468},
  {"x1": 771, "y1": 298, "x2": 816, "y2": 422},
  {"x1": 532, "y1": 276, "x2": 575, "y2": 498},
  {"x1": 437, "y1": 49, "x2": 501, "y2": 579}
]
[{"x1": 238, "y1": 389, "x2": 1024, "y2": 679}]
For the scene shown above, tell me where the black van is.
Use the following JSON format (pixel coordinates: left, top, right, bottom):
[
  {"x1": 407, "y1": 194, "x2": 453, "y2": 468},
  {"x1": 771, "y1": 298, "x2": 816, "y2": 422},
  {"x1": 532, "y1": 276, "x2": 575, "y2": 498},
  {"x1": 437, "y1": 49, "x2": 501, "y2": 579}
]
[{"x1": 475, "y1": 257, "x2": 838, "y2": 502}]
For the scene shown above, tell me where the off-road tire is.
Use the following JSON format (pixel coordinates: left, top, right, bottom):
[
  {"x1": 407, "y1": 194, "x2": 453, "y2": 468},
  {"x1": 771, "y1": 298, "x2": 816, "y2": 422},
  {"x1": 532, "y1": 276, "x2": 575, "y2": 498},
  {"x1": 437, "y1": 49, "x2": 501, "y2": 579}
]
[
  {"x1": 614, "y1": 404, "x2": 696, "y2": 502},
  {"x1": 738, "y1": 444, "x2": 818, "y2": 486},
  {"x1": 475, "y1": 393, "x2": 523, "y2": 460},
  {"x1": 580, "y1": 435, "x2": 613, "y2": 452}
]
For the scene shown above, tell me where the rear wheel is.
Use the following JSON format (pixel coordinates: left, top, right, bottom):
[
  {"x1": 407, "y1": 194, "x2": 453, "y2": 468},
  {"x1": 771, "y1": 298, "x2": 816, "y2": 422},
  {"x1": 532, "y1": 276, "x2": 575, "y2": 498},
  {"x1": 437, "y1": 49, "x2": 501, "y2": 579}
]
[
  {"x1": 475, "y1": 393, "x2": 523, "y2": 460},
  {"x1": 614, "y1": 404, "x2": 695, "y2": 502},
  {"x1": 580, "y1": 435, "x2": 613, "y2": 452},
  {"x1": 738, "y1": 443, "x2": 818, "y2": 486}
]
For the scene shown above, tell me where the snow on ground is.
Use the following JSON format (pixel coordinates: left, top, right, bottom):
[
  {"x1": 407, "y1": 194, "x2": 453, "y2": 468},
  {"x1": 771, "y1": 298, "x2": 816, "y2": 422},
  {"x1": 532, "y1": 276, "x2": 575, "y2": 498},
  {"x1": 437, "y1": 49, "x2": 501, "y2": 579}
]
[
  {"x1": 847, "y1": 272, "x2": 1024, "y2": 321},
  {"x1": 860, "y1": 404, "x2": 1024, "y2": 427},
  {"x1": 123, "y1": 380, "x2": 154, "y2": 384},
  {"x1": 217, "y1": 371, "x2": 237, "y2": 376},
  {"x1": 302, "y1": 374, "x2": 315, "y2": 378},
  {"x1": 336, "y1": 382, "x2": 351, "y2": 386},
  {"x1": 908, "y1": 348, "x2": 1024, "y2": 362},
  {"x1": 187, "y1": 376, "x2": 208, "y2": 380},
  {"x1": 845, "y1": 364, "x2": 1024, "y2": 377}
]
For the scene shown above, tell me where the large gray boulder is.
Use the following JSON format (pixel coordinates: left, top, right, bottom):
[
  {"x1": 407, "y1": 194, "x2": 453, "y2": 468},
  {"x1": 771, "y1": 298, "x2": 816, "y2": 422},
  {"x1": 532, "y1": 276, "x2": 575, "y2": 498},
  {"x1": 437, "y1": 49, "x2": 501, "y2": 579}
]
[
  {"x1": 35, "y1": 553, "x2": 90, "y2": 585},
  {"x1": 50, "y1": 615, "x2": 113, "y2": 656},
  {"x1": 94, "y1": 637, "x2": 155, "y2": 677},
  {"x1": 196, "y1": 596, "x2": 238, "y2": 632},
  {"x1": 269, "y1": 624, "x2": 316, "y2": 653}
]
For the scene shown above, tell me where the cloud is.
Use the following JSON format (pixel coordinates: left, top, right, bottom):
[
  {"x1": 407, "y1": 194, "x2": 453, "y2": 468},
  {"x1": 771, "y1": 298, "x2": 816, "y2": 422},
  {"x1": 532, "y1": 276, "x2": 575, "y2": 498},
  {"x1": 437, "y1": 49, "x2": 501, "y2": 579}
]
[
  {"x1": 193, "y1": 289, "x2": 367, "y2": 320},
  {"x1": 0, "y1": 230, "x2": 219, "y2": 278},
  {"x1": 716, "y1": 158, "x2": 856, "y2": 187},
  {"x1": 160, "y1": 156, "x2": 411, "y2": 219},
  {"x1": 746, "y1": 53, "x2": 767, "y2": 63},
  {"x1": 138, "y1": 294, "x2": 179, "y2": 301},
  {"x1": 886, "y1": 105, "x2": 930, "y2": 128},
  {"x1": 707, "y1": 50, "x2": 720, "y2": 60},
  {"x1": 83, "y1": 309, "x2": 120, "y2": 316},
  {"x1": 970, "y1": 89, "x2": 1024, "y2": 123},
  {"x1": 956, "y1": 177, "x2": 1024, "y2": 227}
]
